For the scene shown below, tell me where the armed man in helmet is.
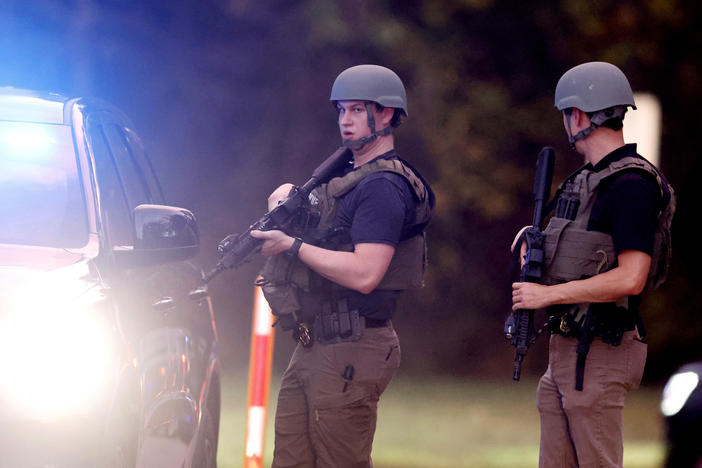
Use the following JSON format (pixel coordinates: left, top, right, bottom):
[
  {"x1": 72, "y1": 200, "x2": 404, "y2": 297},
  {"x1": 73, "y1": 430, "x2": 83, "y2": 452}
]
[
  {"x1": 250, "y1": 64, "x2": 434, "y2": 467},
  {"x1": 511, "y1": 62, "x2": 675, "y2": 467}
]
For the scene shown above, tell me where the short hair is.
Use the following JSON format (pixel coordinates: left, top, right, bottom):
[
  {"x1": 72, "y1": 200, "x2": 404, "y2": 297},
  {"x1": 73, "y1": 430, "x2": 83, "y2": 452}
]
[{"x1": 374, "y1": 103, "x2": 404, "y2": 128}]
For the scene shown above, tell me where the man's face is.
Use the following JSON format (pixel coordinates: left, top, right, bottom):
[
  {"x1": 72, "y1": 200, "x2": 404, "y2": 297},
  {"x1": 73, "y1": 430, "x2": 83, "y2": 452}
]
[
  {"x1": 336, "y1": 100, "x2": 396, "y2": 150},
  {"x1": 337, "y1": 100, "x2": 374, "y2": 144}
]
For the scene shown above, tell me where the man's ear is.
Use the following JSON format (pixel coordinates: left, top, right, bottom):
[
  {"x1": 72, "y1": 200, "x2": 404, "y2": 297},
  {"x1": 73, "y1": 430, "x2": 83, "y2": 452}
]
[
  {"x1": 378, "y1": 106, "x2": 395, "y2": 127},
  {"x1": 572, "y1": 108, "x2": 591, "y2": 127}
]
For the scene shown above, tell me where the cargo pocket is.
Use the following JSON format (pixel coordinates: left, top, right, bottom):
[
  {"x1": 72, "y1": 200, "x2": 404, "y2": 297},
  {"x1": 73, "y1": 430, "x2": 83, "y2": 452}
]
[
  {"x1": 625, "y1": 336, "x2": 647, "y2": 391},
  {"x1": 310, "y1": 392, "x2": 376, "y2": 467}
]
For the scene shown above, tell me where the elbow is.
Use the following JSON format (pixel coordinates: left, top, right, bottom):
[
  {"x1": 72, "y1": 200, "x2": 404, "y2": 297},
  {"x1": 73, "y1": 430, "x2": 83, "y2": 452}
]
[
  {"x1": 353, "y1": 274, "x2": 384, "y2": 295},
  {"x1": 630, "y1": 282, "x2": 646, "y2": 297},
  {"x1": 624, "y1": 274, "x2": 647, "y2": 297},
  {"x1": 355, "y1": 280, "x2": 380, "y2": 295}
]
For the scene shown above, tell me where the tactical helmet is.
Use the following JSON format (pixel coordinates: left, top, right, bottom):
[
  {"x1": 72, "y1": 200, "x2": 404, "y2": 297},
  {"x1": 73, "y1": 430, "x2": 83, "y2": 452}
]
[
  {"x1": 555, "y1": 61, "x2": 636, "y2": 112},
  {"x1": 555, "y1": 62, "x2": 636, "y2": 147},
  {"x1": 331, "y1": 64, "x2": 407, "y2": 149},
  {"x1": 330, "y1": 64, "x2": 408, "y2": 116}
]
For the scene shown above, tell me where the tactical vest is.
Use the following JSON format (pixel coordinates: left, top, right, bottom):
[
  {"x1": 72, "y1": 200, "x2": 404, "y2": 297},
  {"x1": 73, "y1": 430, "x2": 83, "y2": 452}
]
[
  {"x1": 260, "y1": 157, "x2": 433, "y2": 319},
  {"x1": 542, "y1": 156, "x2": 675, "y2": 294}
]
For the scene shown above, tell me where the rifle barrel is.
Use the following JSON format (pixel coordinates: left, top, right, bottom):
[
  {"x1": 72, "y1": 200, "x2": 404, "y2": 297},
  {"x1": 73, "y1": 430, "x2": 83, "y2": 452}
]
[{"x1": 531, "y1": 147, "x2": 555, "y2": 227}]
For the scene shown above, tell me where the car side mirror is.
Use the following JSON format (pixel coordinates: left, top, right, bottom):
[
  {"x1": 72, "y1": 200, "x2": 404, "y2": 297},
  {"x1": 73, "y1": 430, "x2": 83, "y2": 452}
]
[
  {"x1": 134, "y1": 204, "x2": 199, "y2": 249},
  {"x1": 113, "y1": 204, "x2": 200, "y2": 268}
]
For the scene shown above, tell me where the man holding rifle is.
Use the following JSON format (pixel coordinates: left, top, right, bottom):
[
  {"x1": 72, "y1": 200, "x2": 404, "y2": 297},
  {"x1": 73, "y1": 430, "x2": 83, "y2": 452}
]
[
  {"x1": 251, "y1": 64, "x2": 434, "y2": 467},
  {"x1": 511, "y1": 62, "x2": 674, "y2": 467}
]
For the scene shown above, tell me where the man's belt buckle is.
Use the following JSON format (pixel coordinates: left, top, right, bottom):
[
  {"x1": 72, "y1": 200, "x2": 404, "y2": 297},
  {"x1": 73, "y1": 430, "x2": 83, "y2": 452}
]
[
  {"x1": 296, "y1": 323, "x2": 313, "y2": 348},
  {"x1": 560, "y1": 315, "x2": 571, "y2": 334}
]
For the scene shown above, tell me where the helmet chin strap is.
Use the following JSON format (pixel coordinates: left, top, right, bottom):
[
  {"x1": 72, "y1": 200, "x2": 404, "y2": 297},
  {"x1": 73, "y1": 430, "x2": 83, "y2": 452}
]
[
  {"x1": 342, "y1": 102, "x2": 393, "y2": 150},
  {"x1": 565, "y1": 111, "x2": 597, "y2": 150},
  {"x1": 565, "y1": 106, "x2": 628, "y2": 150}
]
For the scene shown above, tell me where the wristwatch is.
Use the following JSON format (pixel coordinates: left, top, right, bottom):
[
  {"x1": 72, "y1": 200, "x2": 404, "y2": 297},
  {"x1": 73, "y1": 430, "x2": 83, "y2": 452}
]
[{"x1": 285, "y1": 237, "x2": 303, "y2": 258}]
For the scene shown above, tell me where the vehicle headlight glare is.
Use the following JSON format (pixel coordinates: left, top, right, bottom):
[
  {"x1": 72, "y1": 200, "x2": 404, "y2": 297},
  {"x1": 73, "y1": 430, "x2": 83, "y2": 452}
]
[
  {"x1": 0, "y1": 300, "x2": 115, "y2": 419},
  {"x1": 661, "y1": 371, "x2": 700, "y2": 417}
]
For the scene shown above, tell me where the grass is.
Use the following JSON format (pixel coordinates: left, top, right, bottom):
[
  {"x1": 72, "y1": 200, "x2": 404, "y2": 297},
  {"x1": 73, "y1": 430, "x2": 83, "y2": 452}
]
[{"x1": 217, "y1": 371, "x2": 665, "y2": 468}]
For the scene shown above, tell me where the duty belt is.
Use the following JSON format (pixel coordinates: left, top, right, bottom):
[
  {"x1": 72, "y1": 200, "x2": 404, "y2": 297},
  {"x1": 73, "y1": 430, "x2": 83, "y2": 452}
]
[
  {"x1": 295, "y1": 292, "x2": 393, "y2": 347},
  {"x1": 548, "y1": 303, "x2": 644, "y2": 391}
]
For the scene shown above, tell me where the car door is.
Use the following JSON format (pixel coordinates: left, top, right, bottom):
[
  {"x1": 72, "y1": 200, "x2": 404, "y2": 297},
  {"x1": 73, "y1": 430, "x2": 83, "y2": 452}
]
[{"x1": 83, "y1": 107, "x2": 218, "y2": 467}]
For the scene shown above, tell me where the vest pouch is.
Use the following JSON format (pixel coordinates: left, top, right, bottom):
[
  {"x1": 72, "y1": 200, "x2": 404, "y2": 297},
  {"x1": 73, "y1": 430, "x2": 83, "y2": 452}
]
[
  {"x1": 261, "y1": 282, "x2": 302, "y2": 317},
  {"x1": 261, "y1": 255, "x2": 313, "y2": 291},
  {"x1": 260, "y1": 255, "x2": 312, "y2": 317},
  {"x1": 543, "y1": 218, "x2": 617, "y2": 285}
]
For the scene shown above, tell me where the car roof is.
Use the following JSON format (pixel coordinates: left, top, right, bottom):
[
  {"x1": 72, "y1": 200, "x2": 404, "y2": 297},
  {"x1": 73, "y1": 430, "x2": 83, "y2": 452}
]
[{"x1": 0, "y1": 87, "x2": 69, "y2": 125}]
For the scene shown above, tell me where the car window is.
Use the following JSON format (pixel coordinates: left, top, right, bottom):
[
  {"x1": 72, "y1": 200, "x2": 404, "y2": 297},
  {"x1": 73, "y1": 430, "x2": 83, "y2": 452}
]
[
  {"x1": 122, "y1": 127, "x2": 165, "y2": 204},
  {"x1": 0, "y1": 121, "x2": 89, "y2": 248},
  {"x1": 101, "y1": 124, "x2": 152, "y2": 209},
  {"x1": 87, "y1": 121, "x2": 133, "y2": 247}
]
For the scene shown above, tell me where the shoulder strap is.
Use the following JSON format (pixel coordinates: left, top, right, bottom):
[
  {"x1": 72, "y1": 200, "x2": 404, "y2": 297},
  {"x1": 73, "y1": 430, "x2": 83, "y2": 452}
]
[
  {"x1": 326, "y1": 158, "x2": 433, "y2": 225},
  {"x1": 587, "y1": 156, "x2": 665, "y2": 197},
  {"x1": 587, "y1": 156, "x2": 676, "y2": 288}
]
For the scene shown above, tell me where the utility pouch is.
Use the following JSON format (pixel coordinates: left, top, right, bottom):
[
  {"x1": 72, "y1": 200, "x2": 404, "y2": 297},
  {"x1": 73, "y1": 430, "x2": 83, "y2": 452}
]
[
  {"x1": 261, "y1": 281, "x2": 302, "y2": 317},
  {"x1": 314, "y1": 297, "x2": 362, "y2": 345},
  {"x1": 591, "y1": 305, "x2": 633, "y2": 346}
]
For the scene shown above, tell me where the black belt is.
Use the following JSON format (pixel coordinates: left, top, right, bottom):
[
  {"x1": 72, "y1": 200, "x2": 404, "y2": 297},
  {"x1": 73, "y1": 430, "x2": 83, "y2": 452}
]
[
  {"x1": 549, "y1": 304, "x2": 638, "y2": 341},
  {"x1": 298, "y1": 292, "x2": 396, "y2": 322}
]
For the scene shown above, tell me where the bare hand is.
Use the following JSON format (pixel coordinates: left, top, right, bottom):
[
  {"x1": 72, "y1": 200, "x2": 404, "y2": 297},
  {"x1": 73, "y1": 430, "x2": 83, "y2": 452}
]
[
  {"x1": 510, "y1": 226, "x2": 531, "y2": 253},
  {"x1": 267, "y1": 183, "x2": 295, "y2": 211},
  {"x1": 511, "y1": 226, "x2": 530, "y2": 268},
  {"x1": 512, "y1": 282, "x2": 551, "y2": 311},
  {"x1": 250, "y1": 229, "x2": 294, "y2": 256}
]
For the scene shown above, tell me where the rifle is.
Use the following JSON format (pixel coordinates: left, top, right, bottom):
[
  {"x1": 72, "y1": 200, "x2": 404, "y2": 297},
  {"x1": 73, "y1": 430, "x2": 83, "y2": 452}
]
[
  {"x1": 201, "y1": 146, "x2": 352, "y2": 284},
  {"x1": 504, "y1": 146, "x2": 555, "y2": 381}
]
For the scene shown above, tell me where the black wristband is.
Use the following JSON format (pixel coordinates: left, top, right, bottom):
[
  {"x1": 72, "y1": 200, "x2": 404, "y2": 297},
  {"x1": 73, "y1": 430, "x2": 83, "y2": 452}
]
[{"x1": 285, "y1": 237, "x2": 303, "y2": 258}]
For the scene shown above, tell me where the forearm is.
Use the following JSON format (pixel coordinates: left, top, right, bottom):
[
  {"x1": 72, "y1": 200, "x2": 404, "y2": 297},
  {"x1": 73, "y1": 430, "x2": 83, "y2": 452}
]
[
  {"x1": 543, "y1": 267, "x2": 646, "y2": 305},
  {"x1": 512, "y1": 250, "x2": 651, "y2": 311},
  {"x1": 250, "y1": 229, "x2": 394, "y2": 294},
  {"x1": 297, "y1": 242, "x2": 393, "y2": 294}
]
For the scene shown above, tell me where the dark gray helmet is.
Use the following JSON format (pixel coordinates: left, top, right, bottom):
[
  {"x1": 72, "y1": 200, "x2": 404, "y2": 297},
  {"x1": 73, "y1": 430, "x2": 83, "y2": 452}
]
[
  {"x1": 555, "y1": 62, "x2": 636, "y2": 147},
  {"x1": 330, "y1": 64, "x2": 408, "y2": 116},
  {"x1": 555, "y1": 61, "x2": 636, "y2": 112},
  {"x1": 331, "y1": 65, "x2": 407, "y2": 149}
]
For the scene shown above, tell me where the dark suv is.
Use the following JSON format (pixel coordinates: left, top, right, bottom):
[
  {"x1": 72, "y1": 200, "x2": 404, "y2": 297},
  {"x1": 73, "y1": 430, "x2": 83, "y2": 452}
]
[{"x1": 0, "y1": 88, "x2": 220, "y2": 468}]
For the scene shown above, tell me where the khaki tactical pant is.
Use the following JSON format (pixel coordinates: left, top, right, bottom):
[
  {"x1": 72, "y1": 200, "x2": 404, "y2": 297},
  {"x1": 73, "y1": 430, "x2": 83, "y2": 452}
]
[
  {"x1": 271, "y1": 323, "x2": 401, "y2": 468},
  {"x1": 537, "y1": 331, "x2": 647, "y2": 468}
]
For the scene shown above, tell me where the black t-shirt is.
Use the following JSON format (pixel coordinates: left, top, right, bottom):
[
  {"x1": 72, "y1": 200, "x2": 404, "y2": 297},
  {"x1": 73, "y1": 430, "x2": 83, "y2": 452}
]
[
  {"x1": 584, "y1": 144, "x2": 663, "y2": 314},
  {"x1": 334, "y1": 167, "x2": 417, "y2": 246},
  {"x1": 586, "y1": 144, "x2": 663, "y2": 256},
  {"x1": 331, "y1": 150, "x2": 425, "y2": 319}
]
